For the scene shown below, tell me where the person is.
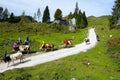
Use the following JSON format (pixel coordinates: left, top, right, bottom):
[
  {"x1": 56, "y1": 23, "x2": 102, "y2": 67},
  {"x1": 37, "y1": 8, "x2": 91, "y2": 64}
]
[
  {"x1": 13, "y1": 41, "x2": 19, "y2": 51},
  {"x1": 40, "y1": 41, "x2": 45, "y2": 49},
  {"x1": 26, "y1": 36, "x2": 29, "y2": 42},
  {"x1": 18, "y1": 37, "x2": 22, "y2": 45},
  {"x1": 3, "y1": 51, "x2": 7, "y2": 63},
  {"x1": 4, "y1": 51, "x2": 11, "y2": 63},
  {"x1": 24, "y1": 36, "x2": 30, "y2": 45},
  {"x1": 96, "y1": 34, "x2": 99, "y2": 41}
]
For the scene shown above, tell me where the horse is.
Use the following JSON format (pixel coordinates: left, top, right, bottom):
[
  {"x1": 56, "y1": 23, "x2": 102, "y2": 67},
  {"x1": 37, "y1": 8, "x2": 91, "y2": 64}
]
[
  {"x1": 64, "y1": 39, "x2": 72, "y2": 47},
  {"x1": 3, "y1": 51, "x2": 24, "y2": 67},
  {"x1": 40, "y1": 41, "x2": 54, "y2": 51},
  {"x1": 84, "y1": 38, "x2": 90, "y2": 45},
  {"x1": 19, "y1": 45, "x2": 30, "y2": 54},
  {"x1": 13, "y1": 44, "x2": 30, "y2": 54},
  {"x1": 13, "y1": 40, "x2": 30, "y2": 54}
]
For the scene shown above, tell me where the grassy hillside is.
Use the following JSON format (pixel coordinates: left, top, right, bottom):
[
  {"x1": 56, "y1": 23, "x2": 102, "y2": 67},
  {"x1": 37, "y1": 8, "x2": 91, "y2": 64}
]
[
  {"x1": 0, "y1": 22, "x2": 87, "y2": 57},
  {"x1": 0, "y1": 16, "x2": 120, "y2": 80}
]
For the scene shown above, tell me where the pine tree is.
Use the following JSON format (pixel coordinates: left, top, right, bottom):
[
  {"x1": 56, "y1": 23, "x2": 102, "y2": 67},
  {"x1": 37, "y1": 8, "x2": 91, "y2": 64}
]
[
  {"x1": 68, "y1": 12, "x2": 73, "y2": 19},
  {"x1": 0, "y1": 7, "x2": 3, "y2": 20},
  {"x1": 37, "y1": 8, "x2": 41, "y2": 22},
  {"x1": 109, "y1": 0, "x2": 120, "y2": 29},
  {"x1": 2, "y1": 8, "x2": 9, "y2": 21},
  {"x1": 73, "y1": 2, "x2": 79, "y2": 18},
  {"x1": 42, "y1": 6, "x2": 50, "y2": 23},
  {"x1": 113, "y1": 0, "x2": 120, "y2": 24},
  {"x1": 76, "y1": 10, "x2": 82, "y2": 28},
  {"x1": 66, "y1": 2, "x2": 88, "y2": 29},
  {"x1": 82, "y1": 11, "x2": 88, "y2": 28},
  {"x1": 9, "y1": 12, "x2": 15, "y2": 23}
]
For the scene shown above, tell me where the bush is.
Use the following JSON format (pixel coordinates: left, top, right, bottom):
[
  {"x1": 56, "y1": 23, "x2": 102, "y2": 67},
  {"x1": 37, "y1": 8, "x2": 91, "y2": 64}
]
[
  {"x1": 106, "y1": 38, "x2": 120, "y2": 62},
  {"x1": 106, "y1": 38, "x2": 120, "y2": 49},
  {"x1": 116, "y1": 24, "x2": 120, "y2": 29}
]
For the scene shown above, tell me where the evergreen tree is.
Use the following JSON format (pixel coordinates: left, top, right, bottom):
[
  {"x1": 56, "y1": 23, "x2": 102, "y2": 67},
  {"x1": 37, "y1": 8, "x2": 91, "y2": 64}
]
[
  {"x1": 109, "y1": 0, "x2": 120, "y2": 29},
  {"x1": 37, "y1": 8, "x2": 41, "y2": 22},
  {"x1": 42, "y1": 6, "x2": 50, "y2": 23},
  {"x1": 76, "y1": 10, "x2": 82, "y2": 28},
  {"x1": 54, "y1": 8, "x2": 62, "y2": 20},
  {"x1": 109, "y1": 16, "x2": 116, "y2": 29},
  {"x1": 73, "y1": 2, "x2": 79, "y2": 18},
  {"x1": 73, "y1": 2, "x2": 83, "y2": 28},
  {"x1": 68, "y1": 12, "x2": 73, "y2": 19},
  {"x1": 2, "y1": 8, "x2": 9, "y2": 21},
  {"x1": 0, "y1": 7, "x2": 3, "y2": 20},
  {"x1": 82, "y1": 11, "x2": 88, "y2": 28},
  {"x1": 73, "y1": 2, "x2": 88, "y2": 29},
  {"x1": 9, "y1": 12, "x2": 14, "y2": 23}
]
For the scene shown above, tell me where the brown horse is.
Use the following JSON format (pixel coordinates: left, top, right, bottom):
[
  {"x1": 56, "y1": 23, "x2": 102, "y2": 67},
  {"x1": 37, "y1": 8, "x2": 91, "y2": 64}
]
[
  {"x1": 64, "y1": 39, "x2": 72, "y2": 47},
  {"x1": 40, "y1": 41, "x2": 54, "y2": 51}
]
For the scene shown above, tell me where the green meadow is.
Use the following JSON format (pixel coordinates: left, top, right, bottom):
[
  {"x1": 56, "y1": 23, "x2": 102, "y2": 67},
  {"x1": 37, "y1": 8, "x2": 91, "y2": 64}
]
[{"x1": 0, "y1": 16, "x2": 120, "y2": 80}]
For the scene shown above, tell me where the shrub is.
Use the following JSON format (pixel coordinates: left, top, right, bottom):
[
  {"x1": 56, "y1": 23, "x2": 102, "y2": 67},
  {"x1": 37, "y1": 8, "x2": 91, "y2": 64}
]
[
  {"x1": 106, "y1": 38, "x2": 120, "y2": 49},
  {"x1": 106, "y1": 38, "x2": 120, "y2": 62}
]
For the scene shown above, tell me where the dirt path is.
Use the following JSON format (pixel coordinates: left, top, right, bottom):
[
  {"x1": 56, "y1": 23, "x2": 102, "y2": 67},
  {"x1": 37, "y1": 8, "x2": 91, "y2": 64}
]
[{"x1": 0, "y1": 28, "x2": 97, "y2": 73}]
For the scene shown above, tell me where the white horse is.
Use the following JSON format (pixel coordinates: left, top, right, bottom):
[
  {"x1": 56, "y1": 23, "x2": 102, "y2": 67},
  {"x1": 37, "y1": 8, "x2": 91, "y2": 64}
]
[
  {"x1": 19, "y1": 45, "x2": 30, "y2": 54},
  {"x1": 4, "y1": 51, "x2": 24, "y2": 67}
]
